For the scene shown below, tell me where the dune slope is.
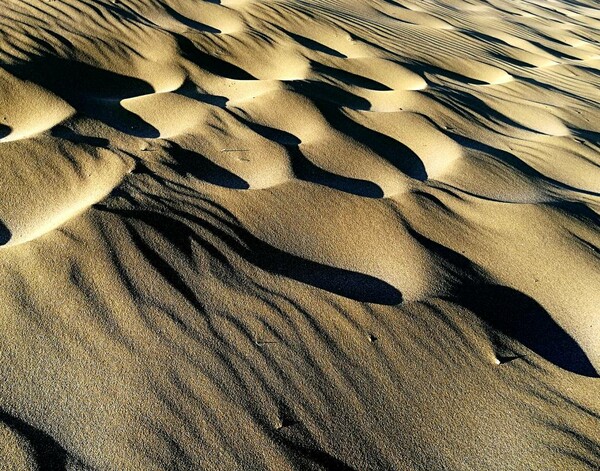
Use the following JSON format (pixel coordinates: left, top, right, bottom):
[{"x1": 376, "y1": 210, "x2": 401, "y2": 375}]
[{"x1": 0, "y1": 0, "x2": 599, "y2": 469}]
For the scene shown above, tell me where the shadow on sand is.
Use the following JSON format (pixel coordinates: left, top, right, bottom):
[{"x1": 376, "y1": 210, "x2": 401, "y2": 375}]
[
  {"x1": 98, "y1": 207, "x2": 403, "y2": 306},
  {"x1": 411, "y1": 228, "x2": 598, "y2": 378},
  {"x1": 4, "y1": 57, "x2": 160, "y2": 138},
  {"x1": 167, "y1": 143, "x2": 250, "y2": 190},
  {"x1": 240, "y1": 118, "x2": 385, "y2": 198},
  {"x1": 0, "y1": 220, "x2": 11, "y2": 246},
  {"x1": 0, "y1": 409, "x2": 67, "y2": 470}
]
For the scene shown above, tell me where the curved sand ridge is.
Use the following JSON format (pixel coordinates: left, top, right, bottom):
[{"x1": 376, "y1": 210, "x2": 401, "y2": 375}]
[
  {"x1": 0, "y1": 69, "x2": 75, "y2": 142},
  {"x1": 0, "y1": 0, "x2": 599, "y2": 469}
]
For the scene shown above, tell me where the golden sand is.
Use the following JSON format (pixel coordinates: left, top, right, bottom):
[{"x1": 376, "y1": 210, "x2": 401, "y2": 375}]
[{"x1": 0, "y1": 0, "x2": 598, "y2": 469}]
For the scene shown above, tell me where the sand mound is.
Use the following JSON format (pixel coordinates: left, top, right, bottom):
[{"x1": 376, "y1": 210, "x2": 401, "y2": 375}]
[{"x1": 0, "y1": 0, "x2": 598, "y2": 469}]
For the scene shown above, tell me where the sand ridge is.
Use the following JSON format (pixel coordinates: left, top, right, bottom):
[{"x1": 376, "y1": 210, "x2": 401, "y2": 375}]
[{"x1": 0, "y1": 0, "x2": 599, "y2": 469}]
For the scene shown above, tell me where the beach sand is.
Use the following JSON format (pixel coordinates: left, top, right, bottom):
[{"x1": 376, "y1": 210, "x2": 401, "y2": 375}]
[{"x1": 0, "y1": 0, "x2": 599, "y2": 469}]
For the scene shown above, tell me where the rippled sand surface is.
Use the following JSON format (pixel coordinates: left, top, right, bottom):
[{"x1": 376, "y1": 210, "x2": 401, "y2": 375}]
[{"x1": 0, "y1": 0, "x2": 599, "y2": 469}]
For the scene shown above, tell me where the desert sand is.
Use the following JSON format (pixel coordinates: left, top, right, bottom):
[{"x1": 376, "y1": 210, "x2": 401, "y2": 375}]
[{"x1": 0, "y1": 0, "x2": 599, "y2": 469}]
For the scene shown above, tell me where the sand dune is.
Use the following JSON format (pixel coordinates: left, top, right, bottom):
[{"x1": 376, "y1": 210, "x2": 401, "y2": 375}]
[{"x1": 0, "y1": 0, "x2": 599, "y2": 469}]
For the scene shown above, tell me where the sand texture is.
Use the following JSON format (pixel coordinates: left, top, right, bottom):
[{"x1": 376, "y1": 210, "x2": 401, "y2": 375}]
[{"x1": 0, "y1": 0, "x2": 599, "y2": 469}]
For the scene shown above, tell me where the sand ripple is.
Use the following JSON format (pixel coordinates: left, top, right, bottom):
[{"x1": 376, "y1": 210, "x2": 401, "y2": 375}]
[{"x1": 0, "y1": 0, "x2": 598, "y2": 469}]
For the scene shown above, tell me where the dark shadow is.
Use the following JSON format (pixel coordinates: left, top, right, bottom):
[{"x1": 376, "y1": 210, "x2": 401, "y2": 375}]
[
  {"x1": 88, "y1": 101, "x2": 160, "y2": 138},
  {"x1": 571, "y1": 127, "x2": 600, "y2": 145},
  {"x1": 121, "y1": 214, "x2": 222, "y2": 312},
  {"x1": 448, "y1": 132, "x2": 600, "y2": 197},
  {"x1": 163, "y1": 4, "x2": 221, "y2": 33},
  {"x1": 286, "y1": 80, "x2": 372, "y2": 110},
  {"x1": 98, "y1": 208, "x2": 402, "y2": 305},
  {"x1": 191, "y1": 92, "x2": 228, "y2": 108},
  {"x1": 240, "y1": 119, "x2": 301, "y2": 147},
  {"x1": 249, "y1": 235, "x2": 402, "y2": 305},
  {"x1": 451, "y1": 132, "x2": 545, "y2": 176},
  {"x1": 515, "y1": 75, "x2": 598, "y2": 107},
  {"x1": 459, "y1": 29, "x2": 511, "y2": 47},
  {"x1": 409, "y1": 228, "x2": 598, "y2": 377},
  {"x1": 317, "y1": 103, "x2": 428, "y2": 180},
  {"x1": 272, "y1": 403, "x2": 356, "y2": 469},
  {"x1": 460, "y1": 284, "x2": 598, "y2": 377},
  {"x1": 411, "y1": 190, "x2": 453, "y2": 213},
  {"x1": 550, "y1": 200, "x2": 600, "y2": 225},
  {"x1": 576, "y1": 66, "x2": 600, "y2": 79},
  {"x1": 571, "y1": 234, "x2": 600, "y2": 261},
  {"x1": 0, "y1": 124, "x2": 11, "y2": 139},
  {"x1": 0, "y1": 220, "x2": 10, "y2": 245},
  {"x1": 239, "y1": 118, "x2": 384, "y2": 197},
  {"x1": 175, "y1": 80, "x2": 228, "y2": 108},
  {"x1": 433, "y1": 88, "x2": 534, "y2": 133},
  {"x1": 50, "y1": 125, "x2": 110, "y2": 148},
  {"x1": 3, "y1": 57, "x2": 160, "y2": 138},
  {"x1": 289, "y1": 146, "x2": 384, "y2": 198},
  {"x1": 311, "y1": 61, "x2": 392, "y2": 91},
  {"x1": 277, "y1": 434, "x2": 357, "y2": 471},
  {"x1": 490, "y1": 52, "x2": 535, "y2": 69},
  {"x1": 411, "y1": 61, "x2": 489, "y2": 86},
  {"x1": 288, "y1": 33, "x2": 347, "y2": 58},
  {"x1": 0, "y1": 410, "x2": 67, "y2": 470},
  {"x1": 55, "y1": 99, "x2": 154, "y2": 137},
  {"x1": 4, "y1": 57, "x2": 153, "y2": 100},
  {"x1": 529, "y1": 40, "x2": 580, "y2": 61},
  {"x1": 559, "y1": 0, "x2": 593, "y2": 7},
  {"x1": 176, "y1": 35, "x2": 256, "y2": 80},
  {"x1": 166, "y1": 143, "x2": 249, "y2": 189},
  {"x1": 103, "y1": 1, "x2": 150, "y2": 23}
]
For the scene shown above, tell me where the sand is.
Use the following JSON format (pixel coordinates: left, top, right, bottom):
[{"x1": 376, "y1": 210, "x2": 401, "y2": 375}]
[{"x1": 0, "y1": 0, "x2": 599, "y2": 469}]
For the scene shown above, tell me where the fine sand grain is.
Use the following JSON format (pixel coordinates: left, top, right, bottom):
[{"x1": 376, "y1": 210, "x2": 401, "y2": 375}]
[{"x1": 0, "y1": 0, "x2": 599, "y2": 469}]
